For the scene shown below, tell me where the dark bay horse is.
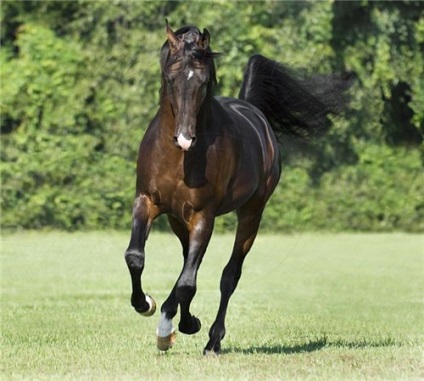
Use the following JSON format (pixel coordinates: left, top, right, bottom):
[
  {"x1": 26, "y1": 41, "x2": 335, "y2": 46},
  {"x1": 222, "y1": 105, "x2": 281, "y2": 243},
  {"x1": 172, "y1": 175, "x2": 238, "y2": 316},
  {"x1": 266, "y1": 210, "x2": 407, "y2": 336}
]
[{"x1": 124, "y1": 21, "x2": 352, "y2": 355}]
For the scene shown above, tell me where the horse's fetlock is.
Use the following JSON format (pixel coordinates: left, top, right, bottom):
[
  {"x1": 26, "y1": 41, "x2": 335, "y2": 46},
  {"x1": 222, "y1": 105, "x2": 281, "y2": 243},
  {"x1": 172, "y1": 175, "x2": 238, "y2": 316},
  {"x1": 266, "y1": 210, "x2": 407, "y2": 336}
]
[
  {"x1": 210, "y1": 323, "x2": 226, "y2": 341},
  {"x1": 179, "y1": 315, "x2": 201, "y2": 335}
]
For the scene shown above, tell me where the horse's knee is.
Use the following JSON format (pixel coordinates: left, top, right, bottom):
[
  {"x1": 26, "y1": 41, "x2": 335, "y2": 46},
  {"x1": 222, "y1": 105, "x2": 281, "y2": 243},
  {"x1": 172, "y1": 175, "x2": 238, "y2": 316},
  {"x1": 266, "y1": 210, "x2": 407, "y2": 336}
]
[{"x1": 125, "y1": 249, "x2": 145, "y2": 271}]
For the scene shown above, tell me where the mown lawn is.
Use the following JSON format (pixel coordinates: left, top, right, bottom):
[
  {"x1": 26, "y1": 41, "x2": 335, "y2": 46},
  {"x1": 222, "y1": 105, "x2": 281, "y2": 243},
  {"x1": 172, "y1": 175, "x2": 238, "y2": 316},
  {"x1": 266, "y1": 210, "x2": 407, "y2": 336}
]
[{"x1": 1, "y1": 231, "x2": 423, "y2": 380}]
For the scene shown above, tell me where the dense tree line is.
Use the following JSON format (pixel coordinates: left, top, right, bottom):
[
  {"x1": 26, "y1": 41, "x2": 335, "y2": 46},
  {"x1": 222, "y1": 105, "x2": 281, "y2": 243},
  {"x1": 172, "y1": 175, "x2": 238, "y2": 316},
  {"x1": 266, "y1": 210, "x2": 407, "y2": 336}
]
[{"x1": 1, "y1": 1, "x2": 423, "y2": 232}]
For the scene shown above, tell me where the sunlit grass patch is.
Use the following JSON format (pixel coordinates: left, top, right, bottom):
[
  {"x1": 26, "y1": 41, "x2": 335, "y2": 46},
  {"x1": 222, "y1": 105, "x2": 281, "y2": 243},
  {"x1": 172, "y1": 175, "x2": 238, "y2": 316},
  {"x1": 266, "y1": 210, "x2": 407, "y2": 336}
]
[{"x1": 1, "y1": 232, "x2": 423, "y2": 380}]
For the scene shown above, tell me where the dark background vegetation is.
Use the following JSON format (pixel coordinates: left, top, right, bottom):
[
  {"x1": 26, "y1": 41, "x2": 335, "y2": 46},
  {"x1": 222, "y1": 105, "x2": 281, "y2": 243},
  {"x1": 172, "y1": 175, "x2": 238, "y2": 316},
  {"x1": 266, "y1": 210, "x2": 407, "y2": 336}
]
[{"x1": 1, "y1": 0, "x2": 423, "y2": 232}]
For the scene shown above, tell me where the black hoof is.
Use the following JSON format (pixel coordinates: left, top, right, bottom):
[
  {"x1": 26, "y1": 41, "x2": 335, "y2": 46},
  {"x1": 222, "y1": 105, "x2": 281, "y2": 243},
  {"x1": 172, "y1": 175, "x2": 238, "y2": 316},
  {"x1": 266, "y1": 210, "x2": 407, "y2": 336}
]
[{"x1": 179, "y1": 315, "x2": 201, "y2": 335}]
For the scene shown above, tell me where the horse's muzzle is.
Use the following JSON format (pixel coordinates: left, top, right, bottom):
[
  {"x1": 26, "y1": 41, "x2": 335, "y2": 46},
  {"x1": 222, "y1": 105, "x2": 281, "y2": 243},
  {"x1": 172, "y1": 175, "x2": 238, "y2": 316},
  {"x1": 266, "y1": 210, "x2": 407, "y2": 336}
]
[{"x1": 174, "y1": 134, "x2": 196, "y2": 151}]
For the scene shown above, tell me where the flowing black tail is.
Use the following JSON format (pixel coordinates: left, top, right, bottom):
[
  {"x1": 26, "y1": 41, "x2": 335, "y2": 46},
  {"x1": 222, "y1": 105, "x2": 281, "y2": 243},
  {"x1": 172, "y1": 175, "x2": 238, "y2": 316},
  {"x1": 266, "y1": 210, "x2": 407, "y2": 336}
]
[{"x1": 239, "y1": 54, "x2": 354, "y2": 140}]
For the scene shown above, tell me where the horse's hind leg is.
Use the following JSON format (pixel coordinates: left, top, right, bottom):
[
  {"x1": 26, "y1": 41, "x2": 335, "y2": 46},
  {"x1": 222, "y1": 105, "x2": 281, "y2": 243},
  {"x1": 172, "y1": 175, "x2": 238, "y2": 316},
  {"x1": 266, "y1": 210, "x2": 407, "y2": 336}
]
[
  {"x1": 204, "y1": 203, "x2": 264, "y2": 355},
  {"x1": 124, "y1": 194, "x2": 158, "y2": 316}
]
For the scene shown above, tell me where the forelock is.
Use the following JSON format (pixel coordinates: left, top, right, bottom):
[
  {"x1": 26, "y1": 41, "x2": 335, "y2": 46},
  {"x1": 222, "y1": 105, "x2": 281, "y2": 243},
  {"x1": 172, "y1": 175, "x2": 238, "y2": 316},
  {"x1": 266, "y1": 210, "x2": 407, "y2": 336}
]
[{"x1": 160, "y1": 26, "x2": 218, "y2": 72}]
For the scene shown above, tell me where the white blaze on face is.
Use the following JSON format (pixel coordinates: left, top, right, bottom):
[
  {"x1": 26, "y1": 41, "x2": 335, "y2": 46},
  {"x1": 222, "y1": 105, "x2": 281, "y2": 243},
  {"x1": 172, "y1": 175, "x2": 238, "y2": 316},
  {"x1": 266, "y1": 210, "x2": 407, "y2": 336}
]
[
  {"x1": 187, "y1": 70, "x2": 194, "y2": 81},
  {"x1": 157, "y1": 312, "x2": 175, "y2": 338}
]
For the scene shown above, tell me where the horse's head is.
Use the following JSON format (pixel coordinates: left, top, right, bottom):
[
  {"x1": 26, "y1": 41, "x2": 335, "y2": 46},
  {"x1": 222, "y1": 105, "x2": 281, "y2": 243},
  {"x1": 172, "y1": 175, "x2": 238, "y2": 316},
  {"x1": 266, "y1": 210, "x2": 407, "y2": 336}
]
[{"x1": 160, "y1": 20, "x2": 219, "y2": 151}]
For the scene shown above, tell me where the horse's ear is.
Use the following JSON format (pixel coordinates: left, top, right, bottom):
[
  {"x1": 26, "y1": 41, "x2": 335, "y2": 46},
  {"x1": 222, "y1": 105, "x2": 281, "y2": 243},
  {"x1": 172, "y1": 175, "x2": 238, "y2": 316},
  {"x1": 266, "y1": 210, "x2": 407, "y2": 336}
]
[
  {"x1": 165, "y1": 19, "x2": 179, "y2": 53},
  {"x1": 201, "y1": 28, "x2": 210, "y2": 50}
]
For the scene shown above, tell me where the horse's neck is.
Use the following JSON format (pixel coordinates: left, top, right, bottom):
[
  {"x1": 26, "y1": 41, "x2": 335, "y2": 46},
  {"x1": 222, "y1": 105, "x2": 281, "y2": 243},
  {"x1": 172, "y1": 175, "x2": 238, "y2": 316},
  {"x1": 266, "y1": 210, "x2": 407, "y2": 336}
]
[{"x1": 155, "y1": 102, "x2": 175, "y2": 136}]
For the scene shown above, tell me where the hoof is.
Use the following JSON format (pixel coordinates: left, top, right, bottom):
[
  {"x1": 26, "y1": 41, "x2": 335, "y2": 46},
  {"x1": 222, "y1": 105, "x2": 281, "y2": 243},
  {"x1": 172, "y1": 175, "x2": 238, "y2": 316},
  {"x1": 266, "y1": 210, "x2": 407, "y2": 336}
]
[
  {"x1": 138, "y1": 295, "x2": 156, "y2": 317},
  {"x1": 157, "y1": 331, "x2": 177, "y2": 351}
]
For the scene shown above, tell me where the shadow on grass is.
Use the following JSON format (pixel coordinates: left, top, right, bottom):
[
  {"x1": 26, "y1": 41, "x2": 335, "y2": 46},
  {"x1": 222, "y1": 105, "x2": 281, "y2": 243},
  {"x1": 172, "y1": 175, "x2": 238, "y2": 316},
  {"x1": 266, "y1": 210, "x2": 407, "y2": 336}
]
[
  {"x1": 223, "y1": 337, "x2": 328, "y2": 355},
  {"x1": 223, "y1": 335, "x2": 404, "y2": 355}
]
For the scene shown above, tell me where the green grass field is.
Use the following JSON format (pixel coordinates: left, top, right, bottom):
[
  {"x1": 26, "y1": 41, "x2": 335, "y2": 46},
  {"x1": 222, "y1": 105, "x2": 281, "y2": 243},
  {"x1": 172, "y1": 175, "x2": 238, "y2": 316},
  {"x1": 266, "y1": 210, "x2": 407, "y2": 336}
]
[{"x1": 1, "y1": 232, "x2": 423, "y2": 380}]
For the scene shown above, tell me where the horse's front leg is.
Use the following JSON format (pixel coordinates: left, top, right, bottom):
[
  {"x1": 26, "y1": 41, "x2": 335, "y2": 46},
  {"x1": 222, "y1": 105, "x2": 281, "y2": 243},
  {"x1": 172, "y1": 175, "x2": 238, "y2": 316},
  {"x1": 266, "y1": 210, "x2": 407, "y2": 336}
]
[
  {"x1": 156, "y1": 215, "x2": 188, "y2": 350},
  {"x1": 156, "y1": 212, "x2": 214, "y2": 351},
  {"x1": 124, "y1": 194, "x2": 158, "y2": 316},
  {"x1": 177, "y1": 212, "x2": 215, "y2": 334}
]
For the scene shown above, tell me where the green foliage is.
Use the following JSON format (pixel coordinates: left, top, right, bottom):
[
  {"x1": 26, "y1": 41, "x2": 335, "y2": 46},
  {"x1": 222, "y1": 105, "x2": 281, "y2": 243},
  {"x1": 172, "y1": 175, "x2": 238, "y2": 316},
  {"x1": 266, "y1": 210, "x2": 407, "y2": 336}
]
[
  {"x1": 1, "y1": 0, "x2": 423, "y2": 232},
  {"x1": 1, "y1": 23, "x2": 87, "y2": 133},
  {"x1": 0, "y1": 19, "x2": 134, "y2": 230}
]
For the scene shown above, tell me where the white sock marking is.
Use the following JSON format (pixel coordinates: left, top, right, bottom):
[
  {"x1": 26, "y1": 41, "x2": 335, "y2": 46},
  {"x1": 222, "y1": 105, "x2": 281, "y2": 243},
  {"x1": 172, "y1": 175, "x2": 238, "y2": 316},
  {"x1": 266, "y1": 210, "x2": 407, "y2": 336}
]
[{"x1": 157, "y1": 312, "x2": 174, "y2": 337}]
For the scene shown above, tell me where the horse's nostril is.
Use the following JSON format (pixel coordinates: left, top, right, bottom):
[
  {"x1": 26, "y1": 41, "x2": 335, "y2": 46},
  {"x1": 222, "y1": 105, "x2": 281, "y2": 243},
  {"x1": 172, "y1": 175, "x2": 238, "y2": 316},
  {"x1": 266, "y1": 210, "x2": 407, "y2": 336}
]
[{"x1": 174, "y1": 134, "x2": 193, "y2": 151}]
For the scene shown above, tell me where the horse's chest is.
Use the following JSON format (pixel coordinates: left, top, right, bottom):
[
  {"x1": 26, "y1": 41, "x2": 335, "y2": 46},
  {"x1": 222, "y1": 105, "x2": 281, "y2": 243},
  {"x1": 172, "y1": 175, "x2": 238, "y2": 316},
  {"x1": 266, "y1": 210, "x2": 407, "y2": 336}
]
[
  {"x1": 151, "y1": 181, "x2": 212, "y2": 223},
  {"x1": 141, "y1": 161, "x2": 213, "y2": 217}
]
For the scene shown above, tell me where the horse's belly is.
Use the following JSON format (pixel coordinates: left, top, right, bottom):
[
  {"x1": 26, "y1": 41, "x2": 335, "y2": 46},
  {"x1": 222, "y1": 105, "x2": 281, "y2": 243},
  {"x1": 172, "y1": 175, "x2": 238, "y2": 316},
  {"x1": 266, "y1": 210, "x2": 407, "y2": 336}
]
[
  {"x1": 147, "y1": 177, "x2": 248, "y2": 222},
  {"x1": 214, "y1": 170, "x2": 259, "y2": 215}
]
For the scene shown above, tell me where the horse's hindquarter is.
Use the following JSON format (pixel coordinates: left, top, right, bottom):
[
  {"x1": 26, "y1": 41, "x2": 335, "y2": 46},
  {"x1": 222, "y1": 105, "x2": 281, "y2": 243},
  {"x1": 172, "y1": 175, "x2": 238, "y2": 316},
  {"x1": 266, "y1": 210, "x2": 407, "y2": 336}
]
[
  {"x1": 217, "y1": 97, "x2": 279, "y2": 167},
  {"x1": 212, "y1": 97, "x2": 281, "y2": 214}
]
